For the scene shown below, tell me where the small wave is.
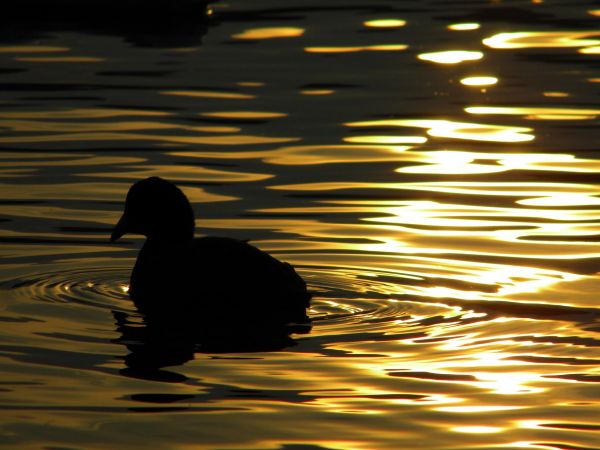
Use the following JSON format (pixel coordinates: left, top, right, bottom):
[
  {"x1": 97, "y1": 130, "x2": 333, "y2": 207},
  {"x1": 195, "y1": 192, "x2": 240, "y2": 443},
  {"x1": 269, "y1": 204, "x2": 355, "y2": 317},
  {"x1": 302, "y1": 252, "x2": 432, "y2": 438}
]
[{"x1": 5, "y1": 267, "x2": 134, "y2": 313}]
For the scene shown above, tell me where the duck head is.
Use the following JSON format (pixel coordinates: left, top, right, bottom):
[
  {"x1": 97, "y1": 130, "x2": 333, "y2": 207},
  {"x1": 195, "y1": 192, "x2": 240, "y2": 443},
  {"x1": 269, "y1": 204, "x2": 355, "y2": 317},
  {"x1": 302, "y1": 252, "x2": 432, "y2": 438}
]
[{"x1": 111, "y1": 177, "x2": 195, "y2": 243}]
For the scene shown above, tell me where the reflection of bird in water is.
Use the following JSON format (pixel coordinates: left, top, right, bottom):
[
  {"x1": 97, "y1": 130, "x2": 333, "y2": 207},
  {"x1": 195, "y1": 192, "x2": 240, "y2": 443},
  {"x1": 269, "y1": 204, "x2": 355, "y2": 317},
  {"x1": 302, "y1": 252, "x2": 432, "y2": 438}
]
[{"x1": 111, "y1": 177, "x2": 312, "y2": 337}]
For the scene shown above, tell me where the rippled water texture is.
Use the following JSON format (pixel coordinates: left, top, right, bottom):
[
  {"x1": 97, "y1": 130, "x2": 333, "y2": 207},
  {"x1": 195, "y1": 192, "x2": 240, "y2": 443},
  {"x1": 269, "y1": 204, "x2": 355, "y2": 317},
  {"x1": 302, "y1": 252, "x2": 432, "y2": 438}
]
[{"x1": 1, "y1": 1, "x2": 600, "y2": 449}]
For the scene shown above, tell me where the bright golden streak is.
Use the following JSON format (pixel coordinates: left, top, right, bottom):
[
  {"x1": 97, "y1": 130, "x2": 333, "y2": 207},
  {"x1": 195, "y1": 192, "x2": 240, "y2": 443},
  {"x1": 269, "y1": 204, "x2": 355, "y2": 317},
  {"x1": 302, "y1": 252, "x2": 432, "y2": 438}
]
[
  {"x1": 0, "y1": 46, "x2": 69, "y2": 53},
  {"x1": 518, "y1": 193, "x2": 600, "y2": 207},
  {"x1": 347, "y1": 118, "x2": 534, "y2": 143},
  {"x1": 448, "y1": 23, "x2": 480, "y2": 31},
  {"x1": 436, "y1": 406, "x2": 523, "y2": 413},
  {"x1": 300, "y1": 89, "x2": 335, "y2": 95},
  {"x1": 452, "y1": 426, "x2": 504, "y2": 434},
  {"x1": 237, "y1": 81, "x2": 265, "y2": 87},
  {"x1": 543, "y1": 91, "x2": 569, "y2": 97},
  {"x1": 200, "y1": 111, "x2": 287, "y2": 119},
  {"x1": 232, "y1": 27, "x2": 305, "y2": 40},
  {"x1": 590, "y1": 9, "x2": 600, "y2": 17},
  {"x1": 579, "y1": 45, "x2": 600, "y2": 54},
  {"x1": 344, "y1": 135, "x2": 427, "y2": 144},
  {"x1": 466, "y1": 105, "x2": 600, "y2": 119},
  {"x1": 364, "y1": 19, "x2": 406, "y2": 28},
  {"x1": 161, "y1": 90, "x2": 255, "y2": 99},
  {"x1": 305, "y1": 44, "x2": 407, "y2": 53},
  {"x1": 483, "y1": 31, "x2": 600, "y2": 49},
  {"x1": 418, "y1": 50, "x2": 483, "y2": 64},
  {"x1": 15, "y1": 57, "x2": 104, "y2": 62},
  {"x1": 460, "y1": 76, "x2": 498, "y2": 86}
]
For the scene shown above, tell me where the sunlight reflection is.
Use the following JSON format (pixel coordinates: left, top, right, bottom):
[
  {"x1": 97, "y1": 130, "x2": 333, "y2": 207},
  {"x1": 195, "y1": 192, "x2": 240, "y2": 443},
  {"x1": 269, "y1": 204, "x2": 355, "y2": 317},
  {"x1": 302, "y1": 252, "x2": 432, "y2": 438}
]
[
  {"x1": 364, "y1": 19, "x2": 407, "y2": 28},
  {"x1": 579, "y1": 46, "x2": 600, "y2": 54},
  {"x1": 200, "y1": 111, "x2": 287, "y2": 119},
  {"x1": 466, "y1": 106, "x2": 600, "y2": 120},
  {"x1": 543, "y1": 91, "x2": 569, "y2": 97},
  {"x1": 161, "y1": 90, "x2": 255, "y2": 99},
  {"x1": 232, "y1": 27, "x2": 305, "y2": 40},
  {"x1": 418, "y1": 50, "x2": 483, "y2": 64},
  {"x1": 0, "y1": 108, "x2": 172, "y2": 119},
  {"x1": 301, "y1": 89, "x2": 335, "y2": 95},
  {"x1": 344, "y1": 135, "x2": 427, "y2": 144},
  {"x1": 448, "y1": 23, "x2": 481, "y2": 31},
  {"x1": 460, "y1": 76, "x2": 498, "y2": 86},
  {"x1": 305, "y1": 44, "x2": 408, "y2": 53},
  {"x1": 452, "y1": 426, "x2": 504, "y2": 433},
  {"x1": 346, "y1": 119, "x2": 535, "y2": 143},
  {"x1": 518, "y1": 194, "x2": 600, "y2": 207},
  {"x1": 0, "y1": 46, "x2": 69, "y2": 53},
  {"x1": 483, "y1": 31, "x2": 600, "y2": 49},
  {"x1": 436, "y1": 406, "x2": 523, "y2": 413}
]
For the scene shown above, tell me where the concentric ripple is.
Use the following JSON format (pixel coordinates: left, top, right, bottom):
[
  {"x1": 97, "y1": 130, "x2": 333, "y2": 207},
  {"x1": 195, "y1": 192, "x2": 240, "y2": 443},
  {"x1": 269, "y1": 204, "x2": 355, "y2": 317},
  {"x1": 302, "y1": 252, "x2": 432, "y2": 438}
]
[
  {"x1": 5, "y1": 266, "x2": 134, "y2": 314},
  {"x1": 302, "y1": 265, "x2": 467, "y2": 335}
]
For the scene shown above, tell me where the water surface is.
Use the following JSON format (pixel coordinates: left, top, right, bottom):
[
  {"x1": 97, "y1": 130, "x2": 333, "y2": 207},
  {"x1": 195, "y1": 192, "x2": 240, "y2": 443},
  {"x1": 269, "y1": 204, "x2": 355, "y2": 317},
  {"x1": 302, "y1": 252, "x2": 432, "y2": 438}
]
[{"x1": 1, "y1": 1, "x2": 600, "y2": 449}]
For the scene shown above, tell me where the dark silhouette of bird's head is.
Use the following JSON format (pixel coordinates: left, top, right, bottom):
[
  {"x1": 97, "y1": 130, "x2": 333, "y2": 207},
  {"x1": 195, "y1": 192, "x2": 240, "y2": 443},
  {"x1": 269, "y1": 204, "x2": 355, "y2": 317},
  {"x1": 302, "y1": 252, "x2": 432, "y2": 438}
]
[{"x1": 111, "y1": 177, "x2": 195, "y2": 243}]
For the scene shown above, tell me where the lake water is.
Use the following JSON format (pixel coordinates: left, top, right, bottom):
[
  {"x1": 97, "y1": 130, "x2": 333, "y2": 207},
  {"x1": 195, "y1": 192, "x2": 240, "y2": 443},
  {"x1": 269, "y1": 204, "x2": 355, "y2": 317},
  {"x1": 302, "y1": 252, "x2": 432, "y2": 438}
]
[{"x1": 1, "y1": 1, "x2": 600, "y2": 449}]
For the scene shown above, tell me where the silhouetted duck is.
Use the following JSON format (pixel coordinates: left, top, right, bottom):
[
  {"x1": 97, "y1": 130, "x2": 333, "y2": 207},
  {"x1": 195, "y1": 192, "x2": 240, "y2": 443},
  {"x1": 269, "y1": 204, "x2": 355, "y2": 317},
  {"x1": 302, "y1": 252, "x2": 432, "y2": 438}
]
[{"x1": 111, "y1": 177, "x2": 311, "y2": 328}]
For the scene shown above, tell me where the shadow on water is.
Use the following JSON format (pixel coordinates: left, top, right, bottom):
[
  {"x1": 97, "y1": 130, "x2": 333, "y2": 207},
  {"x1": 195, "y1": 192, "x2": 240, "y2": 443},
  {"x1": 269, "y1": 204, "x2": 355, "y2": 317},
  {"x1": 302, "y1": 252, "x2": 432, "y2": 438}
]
[
  {"x1": 0, "y1": 0, "x2": 213, "y2": 47},
  {"x1": 113, "y1": 311, "x2": 311, "y2": 383}
]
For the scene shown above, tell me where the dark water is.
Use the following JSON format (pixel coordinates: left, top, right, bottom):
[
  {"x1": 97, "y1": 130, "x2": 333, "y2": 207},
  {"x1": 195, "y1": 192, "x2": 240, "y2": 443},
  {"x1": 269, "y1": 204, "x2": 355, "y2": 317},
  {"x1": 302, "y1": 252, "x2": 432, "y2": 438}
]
[{"x1": 1, "y1": 1, "x2": 600, "y2": 449}]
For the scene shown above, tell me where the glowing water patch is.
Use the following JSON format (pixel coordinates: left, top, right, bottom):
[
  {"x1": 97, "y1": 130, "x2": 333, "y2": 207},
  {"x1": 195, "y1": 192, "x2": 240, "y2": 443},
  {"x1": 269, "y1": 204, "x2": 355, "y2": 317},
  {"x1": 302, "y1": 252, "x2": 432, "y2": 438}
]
[
  {"x1": 452, "y1": 426, "x2": 504, "y2": 434},
  {"x1": 460, "y1": 76, "x2": 498, "y2": 86},
  {"x1": 161, "y1": 90, "x2": 255, "y2": 100},
  {"x1": 232, "y1": 27, "x2": 305, "y2": 40},
  {"x1": 0, "y1": 46, "x2": 69, "y2": 53},
  {"x1": 364, "y1": 19, "x2": 406, "y2": 28},
  {"x1": 346, "y1": 118, "x2": 535, "y2": 143},
  {"x1": 200, "y1": 111, "x2": 287, "y2": 119},
  {"x1": 483, "y1": 31, "x2": 600, "y2": 49},
  {"x1": 466, "y1": 106, "x2": 600, "y2": 120},
  {"x1": 448, "y1": 23, "x2": 480, "y2": 31},
  {"x1": 305, "y1": 44, "x2": 407, "y2": 53},
  {"x1": 418, "y1": 50, "x2": 483, "y2": 64},
  {"x1": 579, "y1": 46, "x2": 600, "y2": 54},
  {"x1": 344, "y1": 135, "x2": 427, "y2": 144}
]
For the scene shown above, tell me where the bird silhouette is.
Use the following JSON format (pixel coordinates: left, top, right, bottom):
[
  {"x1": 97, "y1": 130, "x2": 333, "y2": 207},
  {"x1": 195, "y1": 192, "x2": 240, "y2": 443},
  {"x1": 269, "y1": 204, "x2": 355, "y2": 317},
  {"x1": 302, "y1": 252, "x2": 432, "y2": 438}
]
[{"x1": 111, "y1": 177, "x2": 311, "y2": 332}]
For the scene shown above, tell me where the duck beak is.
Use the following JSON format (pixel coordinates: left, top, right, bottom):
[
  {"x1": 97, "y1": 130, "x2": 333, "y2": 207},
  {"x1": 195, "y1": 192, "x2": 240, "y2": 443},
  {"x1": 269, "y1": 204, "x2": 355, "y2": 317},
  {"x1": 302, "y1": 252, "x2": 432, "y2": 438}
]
[{"x1": 110, "y1": 213, "x2": 130, "y2": 242}]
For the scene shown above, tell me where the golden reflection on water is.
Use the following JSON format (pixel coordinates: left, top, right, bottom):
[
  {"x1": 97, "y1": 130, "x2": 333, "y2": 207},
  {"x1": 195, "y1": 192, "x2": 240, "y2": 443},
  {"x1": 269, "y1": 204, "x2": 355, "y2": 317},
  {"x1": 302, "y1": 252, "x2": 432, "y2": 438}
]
[
  {"x1": 448, "y1": 23, "x2": 481, "y2": 31},
  {"x1": 0, "y1": 45, "x2": 69, "y2": 53},
  {"x1": 460, "y1": 76, "x2": 498, "y2": 86},
  {"x1": 579, "y1": 46, "x2": 600, "y2": 54},
  {"x1": 465, "y1": 106, "x2": 600, "y2": 120},
  {"x1": 232, "y1": 27, "x2": 305, "y2": 40},
  {"x1": 2, "y1": 3, "x2": 600, "y2": 449},
  {"x1": 343, "y1": 136, "x2": 428, "y2": 144},
  {"x1": 0, "y1": 132, "x2": 297, "y2": 146},
  {"x1": 171, "y1": 144, "x2": 412, "y2": 165},
  {"x1": 363, "y1": 19, "x2": 407, "y2": 28},
  {"x1": 346, "y1": 119, "x2": 535, "y2": 143},
  {"x1": 0, "y1": 108, "x2": 172, "y2": 119},
  {"x1": 161, "y1": 90, "x2": 256, "y2": 99},
  {"x1": 543, "y1": 91, "x2": 569, "y2": 97},
  {"x1": 199, "y1": 111, "x2": 287, "y2": 119},
  {"x1": 483, "y1": 31, "x2": 600, "y2": 49},
  {"x1": 417, "y1": 50, "x2": 483, "y2": 64},
  {"x1": 305, "y1": 44, "x2": 408, "y2": 53},
  {"x1": 300, "y1": 89, "x2": 335, "y2": 95}
]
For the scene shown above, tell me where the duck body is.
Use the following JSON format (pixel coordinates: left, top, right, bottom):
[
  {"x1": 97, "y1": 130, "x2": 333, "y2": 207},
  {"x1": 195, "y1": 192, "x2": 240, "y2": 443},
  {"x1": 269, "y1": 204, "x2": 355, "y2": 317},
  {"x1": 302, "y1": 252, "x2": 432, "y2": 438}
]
[{"x1": 112, "y1": 177, "x2": 311, "y2": 328}]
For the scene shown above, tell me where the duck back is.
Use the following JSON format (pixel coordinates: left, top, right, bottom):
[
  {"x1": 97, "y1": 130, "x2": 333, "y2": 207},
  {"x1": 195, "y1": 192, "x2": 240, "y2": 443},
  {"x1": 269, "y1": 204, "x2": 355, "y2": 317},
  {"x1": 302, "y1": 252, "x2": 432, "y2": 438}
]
[{"x1": 129, "y1": 236, "x2": 311, "y2": 325}]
